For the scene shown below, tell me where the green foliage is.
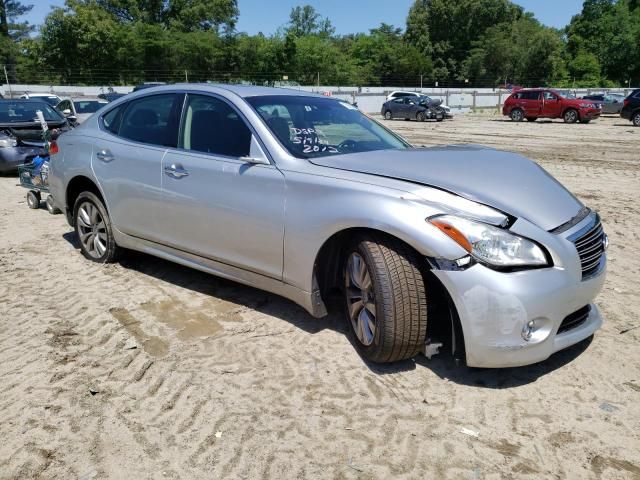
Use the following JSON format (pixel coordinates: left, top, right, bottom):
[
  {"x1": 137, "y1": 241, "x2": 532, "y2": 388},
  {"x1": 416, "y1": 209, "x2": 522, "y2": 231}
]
[{"x1": 1, "y1": 0, "x2": 638, "y2": 87}]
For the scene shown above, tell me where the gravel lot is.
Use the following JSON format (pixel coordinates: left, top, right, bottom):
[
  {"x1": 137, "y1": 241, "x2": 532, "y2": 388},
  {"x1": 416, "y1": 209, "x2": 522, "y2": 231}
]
[{"x1": 1, "y1": 114, "x2": 639, "y2": 479}]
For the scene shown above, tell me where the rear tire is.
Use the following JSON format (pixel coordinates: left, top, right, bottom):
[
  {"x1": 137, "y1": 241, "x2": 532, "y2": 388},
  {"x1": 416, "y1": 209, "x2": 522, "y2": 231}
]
[
  {"x1": 526, "y1": 117, "x2": 537, "y2": 122},
  {"x1": 46, "y1": 195, "x2": 61, "y2": 214},
  {"x1": 510, "y1": 109, "x2": 524, "y2": 122},
  {"x1": 564, "y1": 109, "x2": 579, "y2": 124},
  {"x1": 384, "y1": 110, "x2": 392, "y2": 120},
  {"x1": 580, "y1": 119, "x2": 591, "y2": 124},
  {"x1": 343, "y1": 233, "x2": 428, "y2": 363},
  {"x1": 73, "y1": 191, "x2": 121, "y2": 263},
  {"x1": 27, "y1": 191, "x2": 40, "y2": 209},
  {"x1": 632, "y1": 112, "x2": 640, "y2": 127}
]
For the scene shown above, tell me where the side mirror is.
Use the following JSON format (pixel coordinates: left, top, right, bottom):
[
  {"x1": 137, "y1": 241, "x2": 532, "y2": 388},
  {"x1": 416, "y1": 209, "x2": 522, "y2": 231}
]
[
  {"x1": 67, "y1": 115, "x2": 77, "y2": 123},
  {"x1": 62, "y1": 108, "x2": 71, "y2": 116},
  {"x1": 240, "y1": 135, "x2": 270, "y2": 165}
]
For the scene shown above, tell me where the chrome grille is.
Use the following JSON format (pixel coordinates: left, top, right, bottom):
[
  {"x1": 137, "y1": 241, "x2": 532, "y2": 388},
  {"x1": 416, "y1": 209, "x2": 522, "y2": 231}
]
[{"x1": 572, "y1": 215, "x2": 606, "y2": 280}]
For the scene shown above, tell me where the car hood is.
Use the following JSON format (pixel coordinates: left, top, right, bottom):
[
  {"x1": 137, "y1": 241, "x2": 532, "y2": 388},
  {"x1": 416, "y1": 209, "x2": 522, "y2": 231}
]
[{"x1": 309, "y1": 145, "x2": 583, "y2": 231}]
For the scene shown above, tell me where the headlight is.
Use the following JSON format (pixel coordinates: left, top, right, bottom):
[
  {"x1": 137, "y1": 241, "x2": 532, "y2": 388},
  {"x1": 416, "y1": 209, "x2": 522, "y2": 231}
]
[
  {"x1": 579, "y1": 103, "x2": 596, "y2": 109},
  {"x1": 428, "y1": 215, "x2": 549, "y2": 268},
  {"x1": 0, "y1": 137, "x2": 17, "y2": 148}
]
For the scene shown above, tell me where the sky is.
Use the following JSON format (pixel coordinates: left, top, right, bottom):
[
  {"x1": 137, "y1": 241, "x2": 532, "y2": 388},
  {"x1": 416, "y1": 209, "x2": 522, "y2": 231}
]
[{"x1": 25, "y1": 0, "x2": 585, "y2": 33}]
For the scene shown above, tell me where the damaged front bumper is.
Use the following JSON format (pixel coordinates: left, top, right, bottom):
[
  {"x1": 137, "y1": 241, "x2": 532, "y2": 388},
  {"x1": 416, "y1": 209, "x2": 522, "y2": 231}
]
[{"x1": 430, "y1": 214, "x2": 607, "y2": 368}]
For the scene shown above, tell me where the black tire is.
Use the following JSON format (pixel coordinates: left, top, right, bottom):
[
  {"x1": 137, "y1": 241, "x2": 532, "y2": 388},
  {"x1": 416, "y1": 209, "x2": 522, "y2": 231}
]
[
  {"x1": 510, "y1": 108, "x2": 524, "y2": 122},
  {"x1": 632, "y1": 112, "x2": 640, "y2": 127},
  {"x1": 526, "y1": 117, "x2": 537, "y2": 122},
  {"x1": 580, "y1": 119, "x2": 591, "y2": 124},
  {"x1": 384, "y1": 110, "x2": 392, "y2": 120},
  {"x1": 564, "y1": 109, "x2": 579, "y2": 124},
  {"x1": 343, "y1": 233, "x2": 428, "y2": 363},
  {"x1": 73, "y1": 191, "x2": 121, "y2": 263},
  {"x1": 27, "y1": 190, "x2": 40, "y2": 209},
  {"x1": 416, "y1": 111, "x2": 426, "y2": 122},
  {"x1": 46, "y1": 195, "x2": 61, "y2": 215}
]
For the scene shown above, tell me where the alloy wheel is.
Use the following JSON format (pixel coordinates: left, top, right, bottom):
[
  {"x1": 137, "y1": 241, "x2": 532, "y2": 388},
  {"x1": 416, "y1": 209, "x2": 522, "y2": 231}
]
[
  {"x1": 633, "y1": 113, "x2": 640, "y2": 127},
  {"x1": 345, "y1": 252, "x2": 377, "y2": 346},
  {"x1": 565, "y1": 110, "x2": 578, "y2": 123},
  {"x1": 77, "y1": 201, "x2": 108, "y2": 259}
]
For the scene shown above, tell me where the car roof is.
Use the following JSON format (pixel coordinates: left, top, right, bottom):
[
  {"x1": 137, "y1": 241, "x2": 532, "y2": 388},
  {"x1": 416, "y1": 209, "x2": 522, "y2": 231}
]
[
  {"x1": 23, "y1": 93, "x2": 60, "y2": 97},
  {"x1": 0, "y1": 98, "x2": 53, "y2": 104},
  {"x1": 121, "y1": 83, "x2": 327, "y2": 99}
]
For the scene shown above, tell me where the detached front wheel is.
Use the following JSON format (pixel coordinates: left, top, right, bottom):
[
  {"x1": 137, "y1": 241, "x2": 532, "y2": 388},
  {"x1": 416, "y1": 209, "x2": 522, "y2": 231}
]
[
  {"x1": 343, "y1": 234, "x2": 428, "y2": 363},
  {"x1": 73, "y1": 191, "x2": 120, "y2": 263}
]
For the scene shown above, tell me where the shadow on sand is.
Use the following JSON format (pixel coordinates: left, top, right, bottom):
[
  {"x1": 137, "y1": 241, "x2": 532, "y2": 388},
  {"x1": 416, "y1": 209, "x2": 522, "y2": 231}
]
[{"x1": 63, "y1": 231, "x2": 596, "y2": 388}]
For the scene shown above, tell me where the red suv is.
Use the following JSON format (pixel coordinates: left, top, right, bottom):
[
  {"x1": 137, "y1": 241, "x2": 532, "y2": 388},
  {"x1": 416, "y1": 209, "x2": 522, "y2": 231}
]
[{"x1": 503, "y1": 89, "x2": 601, "y2": 124}]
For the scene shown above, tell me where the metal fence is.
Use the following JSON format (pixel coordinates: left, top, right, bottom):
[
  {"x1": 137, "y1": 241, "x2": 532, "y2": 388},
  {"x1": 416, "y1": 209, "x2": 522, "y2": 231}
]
[{"x1": 2, "y1": 84, "x2": 635, "y2": 114}]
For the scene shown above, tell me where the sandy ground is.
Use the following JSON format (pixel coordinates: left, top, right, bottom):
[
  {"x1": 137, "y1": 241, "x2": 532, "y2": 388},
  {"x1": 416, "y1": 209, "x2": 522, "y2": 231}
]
[{"x1": 1, "y1": 114, "x2": 639, "y2": 480}]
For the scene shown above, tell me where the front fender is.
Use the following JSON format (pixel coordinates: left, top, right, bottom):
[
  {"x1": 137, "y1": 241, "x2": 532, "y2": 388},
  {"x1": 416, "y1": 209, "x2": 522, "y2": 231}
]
[{"x1": 282, "y1": 171, "x2": 468, "y2": 292}]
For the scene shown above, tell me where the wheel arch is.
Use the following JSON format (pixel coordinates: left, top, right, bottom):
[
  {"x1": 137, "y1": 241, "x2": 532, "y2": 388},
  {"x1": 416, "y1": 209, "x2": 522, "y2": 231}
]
[
  {"x1": 65, "y1": 175, "x2": 106, "y2": 225},
  {"x1": 311, "y1": 226, "x2": 465, "y2": 358}
]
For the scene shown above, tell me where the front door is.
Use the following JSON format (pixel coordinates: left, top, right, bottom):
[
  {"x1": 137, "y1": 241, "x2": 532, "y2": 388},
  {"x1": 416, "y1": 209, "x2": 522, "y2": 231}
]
[
  {"x1": 541, "y1": 91, "x2": 562, "y2": 118},
  {"x1": 157, "y1": 93, "x2": 286, "y2": 280},
  {"x1": 92, "y1": 93, "x2": 182, "y2": 242}
]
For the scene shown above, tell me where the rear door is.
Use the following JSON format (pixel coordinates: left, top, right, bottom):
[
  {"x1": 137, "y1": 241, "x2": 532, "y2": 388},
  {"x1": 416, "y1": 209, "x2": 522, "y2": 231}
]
[
  {"x1": 91, "y1": 93, "x2": 182, "y2": 242},
  {"x1": 520, "y1": 91, "x2": 542, "y2": 117},
  {"x1": 157, "y1": 93, "x2": 286, "y2": 279}
]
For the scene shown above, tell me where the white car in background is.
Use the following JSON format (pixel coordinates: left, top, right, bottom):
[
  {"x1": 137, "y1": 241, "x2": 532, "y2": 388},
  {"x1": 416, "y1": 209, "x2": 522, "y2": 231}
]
[
  {"x1": 19, "y1": 92, "x2": 62, "y2": 107},
  {"x1": 56, "y1": 97, "x2": 109, "y2": 124},
  {"x1": 386, "y1": 91, "x2": 453, "y2": 118}
]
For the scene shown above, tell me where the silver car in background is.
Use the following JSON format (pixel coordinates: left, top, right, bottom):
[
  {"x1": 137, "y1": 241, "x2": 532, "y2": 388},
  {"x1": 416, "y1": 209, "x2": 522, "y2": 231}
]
[
  {"x1": 56, "y1": 97, "x2": 109, "y2": 124},
  {"x1": 48, "y1": 85, "x2": 607, "y2": 368}
]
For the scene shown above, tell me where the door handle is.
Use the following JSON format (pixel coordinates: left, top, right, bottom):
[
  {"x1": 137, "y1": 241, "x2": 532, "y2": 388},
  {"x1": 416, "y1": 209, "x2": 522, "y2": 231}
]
[
  {"x1": 96, "y1": 149, "x2": 114, "y2": 162},
  {"x1": 164, "y1": 164, "x2": 189, "y2": 178}
]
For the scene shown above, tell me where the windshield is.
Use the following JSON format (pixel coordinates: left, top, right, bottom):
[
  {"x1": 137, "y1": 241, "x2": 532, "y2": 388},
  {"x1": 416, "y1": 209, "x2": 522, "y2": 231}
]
[
  {"x1": 248, "y1": 95, "x2": 409, "y2": 158},
  {"x1": 0, "y1": 101, "x2": 65, "y2": 123},
  {"x1": 557, "y1": 90, "x2": 576, "y2": 99},
  {"x1": 74, "y1": 100, "x2": 107, "y2": 114}
]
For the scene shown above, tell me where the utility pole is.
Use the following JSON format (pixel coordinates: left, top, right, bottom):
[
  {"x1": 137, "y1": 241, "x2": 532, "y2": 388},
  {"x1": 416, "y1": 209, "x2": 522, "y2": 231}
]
[
  {"x1": 184, "y1": 70, "x2": 188, "y2": 83},
  {"x1": 3, "y1": 65, "x2": 11, "y2": 99},
  {"x1": 420, "y1": 74, "x2": 423, "y2": 89},
  {"x1": 317, "y1": 72, "x2": 320, "y2": 88}
]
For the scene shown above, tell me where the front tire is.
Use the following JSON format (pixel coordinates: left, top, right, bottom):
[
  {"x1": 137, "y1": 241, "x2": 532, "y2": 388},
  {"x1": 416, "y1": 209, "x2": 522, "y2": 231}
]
[
  {"x1": 564, "y1": 109, "x2": 579, "y2": 124},
  {"x1": 343, "y1": 234, "x2": 428, "y2": 363},
  {"x1": 73, "y1": 191, "x2": 120, "y2": 263},
  {"x1": 510, "y1": 109, "x2": 524, "y2": 122},
  {"x1": 632, "y1": 112, "x2": 640, "y2": 127},
  {"x1": 384, "y1": 110, "x2": 393, "y2": 120},
  {"x1": 416, "y1": 111, "x2": 426, "y2": 122}
]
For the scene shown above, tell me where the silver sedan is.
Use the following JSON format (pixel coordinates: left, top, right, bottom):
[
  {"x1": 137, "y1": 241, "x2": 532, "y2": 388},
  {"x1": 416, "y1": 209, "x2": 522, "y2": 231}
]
[{"x1": 48, "y1": 84, "x2": 607, "y2": 368}]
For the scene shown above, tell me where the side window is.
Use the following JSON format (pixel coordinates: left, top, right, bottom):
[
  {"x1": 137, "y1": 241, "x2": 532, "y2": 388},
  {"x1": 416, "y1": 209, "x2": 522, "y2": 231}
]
[
  {"x1": 119, "y1": 94, "x2": 179, "y2": 147},
  {"x1": 522, "y1": 91, "x2": 541, "y2": 100},
  {"x1": 543, "y1": 92, "x2": 558, "y2": 101},
  {"x1": 393, "y1": 98, "x2": 404, "y2": 104},
  {"x1": 179, "y1": 94, "x2": 251, "y2": 158},
  {"x1": 102, "y1": 105, "x2": 123, "y2": 134},
  {"x1": 58, "y1": 100, "x2": 70, "y2": 111}
]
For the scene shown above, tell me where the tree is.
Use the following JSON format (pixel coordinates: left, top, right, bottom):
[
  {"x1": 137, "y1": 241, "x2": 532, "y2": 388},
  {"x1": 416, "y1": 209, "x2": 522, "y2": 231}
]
[
  {"x1": 88, "y1": 0, "x2": 239, "y2": 33},
  {"x1": 405, "y1": 0, "x2": 524, "y2": 83},
  {"x1": 0, "y1": 0, "x2": 34, "y2": 82},
  {"x1": 286, "y1": 5, "x2": 334, "y2": 37}
]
